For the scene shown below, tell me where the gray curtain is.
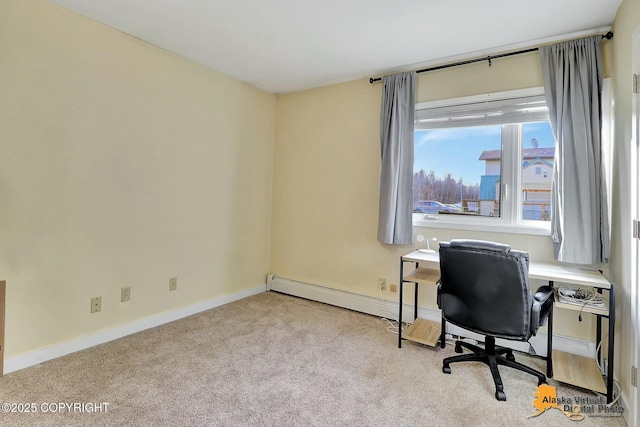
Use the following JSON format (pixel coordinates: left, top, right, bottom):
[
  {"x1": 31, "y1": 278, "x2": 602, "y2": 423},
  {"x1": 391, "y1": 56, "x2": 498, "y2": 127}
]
[
  {"x1": 377, "y1": 72, "x2": 416, "y2": 245},
  {"x1": 539, "y1": 35, "x2": 609, "y2": 264}
]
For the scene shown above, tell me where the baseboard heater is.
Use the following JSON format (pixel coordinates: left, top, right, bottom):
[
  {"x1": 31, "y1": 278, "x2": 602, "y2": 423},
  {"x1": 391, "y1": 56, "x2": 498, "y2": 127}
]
[{"x1": 266, "y1": 274, "x2": 596, "y2": 359}]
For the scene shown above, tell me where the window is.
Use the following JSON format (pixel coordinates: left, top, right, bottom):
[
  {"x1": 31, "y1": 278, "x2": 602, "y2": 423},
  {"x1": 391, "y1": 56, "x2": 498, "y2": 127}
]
[{"x1": 413, "y1": 87, "x2": 555, "y2": 234}]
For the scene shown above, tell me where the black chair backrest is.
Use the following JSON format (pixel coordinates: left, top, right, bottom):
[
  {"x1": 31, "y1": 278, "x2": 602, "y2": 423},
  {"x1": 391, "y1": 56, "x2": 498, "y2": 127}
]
[{"x1": 439, "y1": 240, "x2": 532, "y2": 341}]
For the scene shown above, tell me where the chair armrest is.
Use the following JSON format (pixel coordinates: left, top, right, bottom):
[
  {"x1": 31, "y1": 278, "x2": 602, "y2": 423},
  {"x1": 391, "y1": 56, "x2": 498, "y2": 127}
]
[
  {"x1": 534, "y1": 285, "x2": 554, "y2": 303},
  {"x1": 531, "y1": 285, "x2": 554, "y2": 335},
  {"x1": 436, "y1": 279, "x2": 442, "y2": 308}
]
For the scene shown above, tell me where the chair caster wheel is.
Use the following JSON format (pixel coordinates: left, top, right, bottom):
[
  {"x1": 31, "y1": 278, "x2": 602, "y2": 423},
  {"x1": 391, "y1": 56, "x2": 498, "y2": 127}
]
[
  {"x1": 454, "y1": 344, "x2": 463, "y2": 353},
  {"x1": 443, "y1": 365, "x2": 451, "y2": 374},
  {"x1": 506, "y1": 353, "x2": 515, "y2": 362},
  {"x1": 495, "y1": 390, "x2": 506, "y2": 401}
]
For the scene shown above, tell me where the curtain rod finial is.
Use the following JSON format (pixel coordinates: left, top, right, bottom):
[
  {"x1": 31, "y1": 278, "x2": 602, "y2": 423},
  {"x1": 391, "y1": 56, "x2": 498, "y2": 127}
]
[{"x1": 603, "y1": 31, "x2": 613, "y2": 40}]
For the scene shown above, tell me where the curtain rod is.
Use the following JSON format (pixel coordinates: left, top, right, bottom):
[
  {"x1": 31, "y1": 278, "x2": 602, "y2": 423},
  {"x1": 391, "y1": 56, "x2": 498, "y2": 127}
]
[{"x1": 369, "y1": 31, "x2": 614, "y2": 84}]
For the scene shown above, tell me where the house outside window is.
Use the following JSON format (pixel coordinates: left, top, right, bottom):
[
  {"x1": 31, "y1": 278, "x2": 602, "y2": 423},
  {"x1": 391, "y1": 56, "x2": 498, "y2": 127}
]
[{"x1": 476, "y1": 143, "x2": 554, "y2": 221}]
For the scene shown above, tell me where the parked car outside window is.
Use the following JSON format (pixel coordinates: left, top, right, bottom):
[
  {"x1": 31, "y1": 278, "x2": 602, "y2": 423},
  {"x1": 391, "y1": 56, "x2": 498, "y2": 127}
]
[{"x1": 413, "y1": 200, "x2": 459, "y2": 214}]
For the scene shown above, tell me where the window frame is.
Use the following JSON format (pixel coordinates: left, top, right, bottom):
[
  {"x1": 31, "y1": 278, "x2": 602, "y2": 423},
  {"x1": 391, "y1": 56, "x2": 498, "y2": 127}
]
[{"x1": 412, "y1": 87, "x2": 552, "y2": 236}]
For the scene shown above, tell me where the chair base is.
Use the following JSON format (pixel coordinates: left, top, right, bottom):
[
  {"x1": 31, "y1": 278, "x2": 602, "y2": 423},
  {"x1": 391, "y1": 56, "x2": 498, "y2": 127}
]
[{"x1": 442, "y1": 336, "x2": 546, "y2": 401}]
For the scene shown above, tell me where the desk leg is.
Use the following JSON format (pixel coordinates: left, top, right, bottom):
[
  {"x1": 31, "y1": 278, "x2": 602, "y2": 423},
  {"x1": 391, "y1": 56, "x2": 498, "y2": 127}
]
[
  {"x1": 413, "y1": 275, "x2": 419, "y2": 320},
  {"x1": 547, "y1": 299, "x2": 554, "y2": 378},
  {"x1": 596, "y1": 289, "x2": 603, "y2": 363},
  {"x1": 546, "y1": 280, "x2": 554, "y2": 378},
  {"x1": 607, "y1": 283, "x2": 615, "y2": 403},
  {"x1": 398, "y1": 259, "x2": 404, "y2": 349}
]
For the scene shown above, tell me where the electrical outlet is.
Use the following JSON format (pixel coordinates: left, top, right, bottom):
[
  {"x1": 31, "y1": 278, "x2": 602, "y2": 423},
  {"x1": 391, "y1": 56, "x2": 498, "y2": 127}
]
[
  {"x1": 379, "y1": 278, "x2": 386, "y2": 291},
  {"x1": 390, "y1": 284, "x2": 397, "y2": 293},
  {"x1": 121, "y1": 286, "x2": 131, "y2": 302},
  {"x1": 169, "y1": 277, "x2": 177, "y2": 291},
  {"x1": 90, "y1": 296, "x2": 102, "y2": 313}
]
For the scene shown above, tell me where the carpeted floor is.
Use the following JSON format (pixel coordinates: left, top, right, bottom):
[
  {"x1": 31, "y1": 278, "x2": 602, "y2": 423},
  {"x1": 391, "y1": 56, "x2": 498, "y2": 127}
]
[{"x1": 0, "y1": 291, "x2": 628, "y2": 426}]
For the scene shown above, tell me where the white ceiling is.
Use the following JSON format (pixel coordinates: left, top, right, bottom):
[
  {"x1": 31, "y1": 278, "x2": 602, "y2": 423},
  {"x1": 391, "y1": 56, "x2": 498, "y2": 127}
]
[{"x1": 49, "y1": 0, "x2": 622, "y2": 94}]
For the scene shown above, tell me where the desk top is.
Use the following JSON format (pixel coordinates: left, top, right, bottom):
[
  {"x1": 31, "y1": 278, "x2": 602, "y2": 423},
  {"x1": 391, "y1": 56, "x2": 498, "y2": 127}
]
[
  {"x1": 402, "y1": 250, "x2": 611, "y2": 289},
  {"x1": 402, "y1": 249, "x2": 439, "y2": 264}
]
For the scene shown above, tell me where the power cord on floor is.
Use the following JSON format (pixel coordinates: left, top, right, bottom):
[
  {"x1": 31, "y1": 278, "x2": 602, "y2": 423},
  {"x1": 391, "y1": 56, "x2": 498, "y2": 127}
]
[
  {"x1": 378, "y1": 285, "x2": 407, "y2": 335},
  {"x1": 594, "y1": 335, "x2": 621, "y2": 408},
  {"x1": 376, "y1": 286, "x2": 455, "y2": 350}
]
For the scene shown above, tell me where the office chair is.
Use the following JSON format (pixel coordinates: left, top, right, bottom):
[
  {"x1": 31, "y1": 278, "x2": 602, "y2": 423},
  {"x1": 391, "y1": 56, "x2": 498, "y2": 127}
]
[{"x1": 437, "y1": 239, "x2": 554, "y2": 401}]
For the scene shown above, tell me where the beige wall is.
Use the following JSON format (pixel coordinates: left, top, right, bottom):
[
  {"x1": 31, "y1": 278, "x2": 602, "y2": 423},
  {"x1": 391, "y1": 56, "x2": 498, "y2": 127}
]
[
  {"x1": 0, "y1": 0, "x2": 275, "y2": 357},
  {"x1": 611, "y1": 0, "x2": 640, "y2": 418},
  {"x1": 272, "y1": 50, "x2": 614, "y2": 340}
]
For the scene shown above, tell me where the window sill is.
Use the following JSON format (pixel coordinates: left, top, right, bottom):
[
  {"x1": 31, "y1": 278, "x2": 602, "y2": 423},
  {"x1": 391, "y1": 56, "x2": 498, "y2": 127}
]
[{"x1": 413, "y1": 215, "x2": 551, "y2": 236}]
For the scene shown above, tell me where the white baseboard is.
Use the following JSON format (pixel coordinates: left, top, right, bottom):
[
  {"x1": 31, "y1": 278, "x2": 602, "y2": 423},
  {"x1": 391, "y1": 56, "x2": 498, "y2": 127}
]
[
  {"x1": 4, "y1": 284, "x2": 266, "y2": 374},
  {"x1": 267, "y1": 274, "x2": 597, "y2": 358}
]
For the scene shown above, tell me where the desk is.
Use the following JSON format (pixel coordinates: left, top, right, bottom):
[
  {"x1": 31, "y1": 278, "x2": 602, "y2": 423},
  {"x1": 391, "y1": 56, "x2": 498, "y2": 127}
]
[{"x1": 399, "y1": 250, "x2": 615, "y2": 403}]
